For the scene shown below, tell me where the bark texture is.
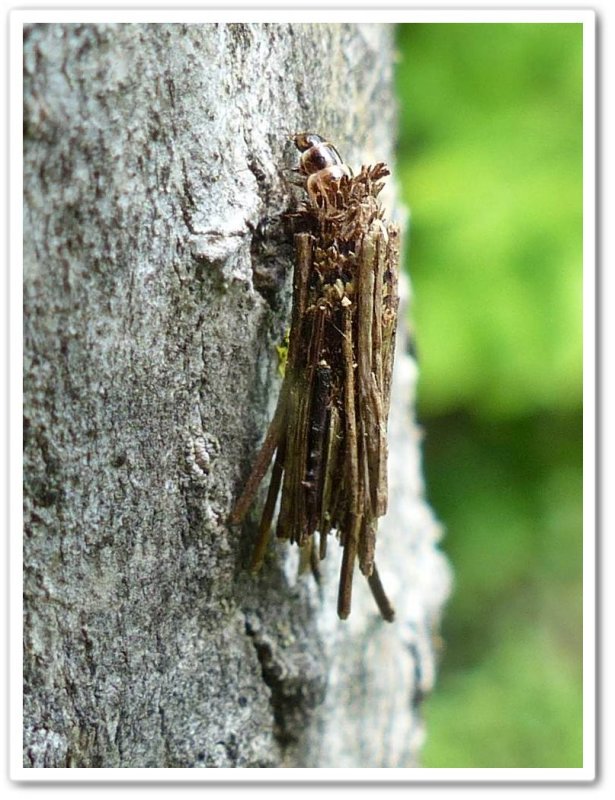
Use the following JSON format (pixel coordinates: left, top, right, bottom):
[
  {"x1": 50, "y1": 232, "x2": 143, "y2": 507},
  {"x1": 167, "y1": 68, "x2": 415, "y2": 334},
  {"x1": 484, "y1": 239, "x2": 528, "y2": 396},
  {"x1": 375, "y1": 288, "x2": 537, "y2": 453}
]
[{"x1": 23, "y1": 22, "x2": 450, "y2": 769}]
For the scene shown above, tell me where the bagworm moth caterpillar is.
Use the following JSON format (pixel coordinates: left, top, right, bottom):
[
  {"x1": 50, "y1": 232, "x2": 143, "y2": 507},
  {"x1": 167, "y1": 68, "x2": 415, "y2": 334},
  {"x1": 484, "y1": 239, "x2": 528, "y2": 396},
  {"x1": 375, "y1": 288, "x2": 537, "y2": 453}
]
[{"x1": 230, "y1": 133, "x2": 400, "y2": 621}]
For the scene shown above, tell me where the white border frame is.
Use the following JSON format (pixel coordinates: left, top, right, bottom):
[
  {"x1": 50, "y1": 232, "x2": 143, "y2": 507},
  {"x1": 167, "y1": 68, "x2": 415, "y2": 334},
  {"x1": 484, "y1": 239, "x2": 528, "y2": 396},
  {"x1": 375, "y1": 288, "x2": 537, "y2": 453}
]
[{"x1": 8, "y1": 5, "x2": 596, "y2": 783}]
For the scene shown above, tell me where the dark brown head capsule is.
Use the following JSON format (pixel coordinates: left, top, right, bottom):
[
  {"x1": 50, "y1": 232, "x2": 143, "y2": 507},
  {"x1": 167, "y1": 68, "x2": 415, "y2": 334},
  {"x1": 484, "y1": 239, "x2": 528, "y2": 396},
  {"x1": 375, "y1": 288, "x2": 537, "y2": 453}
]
[
  {"x1": 294, "y1": 133, "x2": 344, "y2": 173},
  {"x1": 293, "y1": 132, "x2": 352, "y2": 211}
]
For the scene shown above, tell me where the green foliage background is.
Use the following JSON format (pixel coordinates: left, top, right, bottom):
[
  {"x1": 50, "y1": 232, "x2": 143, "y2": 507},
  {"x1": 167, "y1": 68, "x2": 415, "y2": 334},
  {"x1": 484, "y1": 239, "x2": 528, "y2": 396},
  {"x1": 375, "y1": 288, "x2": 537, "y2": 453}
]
[{"x1": 395, "y1": 23, "x2": 583, "y2": 768}]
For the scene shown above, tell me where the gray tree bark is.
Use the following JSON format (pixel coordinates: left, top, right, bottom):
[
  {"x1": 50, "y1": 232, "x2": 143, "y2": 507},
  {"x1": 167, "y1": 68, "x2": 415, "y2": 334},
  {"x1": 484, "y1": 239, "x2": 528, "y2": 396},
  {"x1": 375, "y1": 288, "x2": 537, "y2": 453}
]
[{"x1": 23, "y1": 22, "x2": 450, "y2": 769}]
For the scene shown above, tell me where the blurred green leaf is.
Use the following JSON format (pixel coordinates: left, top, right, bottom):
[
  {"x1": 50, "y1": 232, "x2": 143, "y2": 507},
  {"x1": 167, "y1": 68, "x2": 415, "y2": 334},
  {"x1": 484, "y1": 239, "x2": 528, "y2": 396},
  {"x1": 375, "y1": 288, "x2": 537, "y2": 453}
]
[
  {"x1": 395, "y1": 22, "x2": 584, "y2": 769},
  {"x1": 396, "y1": 23, "x2": 583, "y2": 417},
  {"x1": 421, "y1": 628, "x2": 583, "y2": 768}
]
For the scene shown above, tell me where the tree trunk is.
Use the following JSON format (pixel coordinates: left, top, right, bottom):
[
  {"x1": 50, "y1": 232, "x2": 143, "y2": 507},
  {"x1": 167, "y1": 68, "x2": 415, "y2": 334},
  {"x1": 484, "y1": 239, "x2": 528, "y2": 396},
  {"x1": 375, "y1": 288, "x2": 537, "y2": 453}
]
[{"x1": 23, "y1": 22, "x2": 450, "y2": 769}]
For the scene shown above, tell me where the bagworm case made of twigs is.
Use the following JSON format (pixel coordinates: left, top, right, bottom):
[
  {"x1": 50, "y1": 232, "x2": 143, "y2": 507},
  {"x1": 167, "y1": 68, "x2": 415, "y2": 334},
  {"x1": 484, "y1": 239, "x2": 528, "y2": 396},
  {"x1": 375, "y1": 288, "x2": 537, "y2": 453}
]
[{"x1": 230, "y1": 134, "x2": 400, "y2": 621}]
